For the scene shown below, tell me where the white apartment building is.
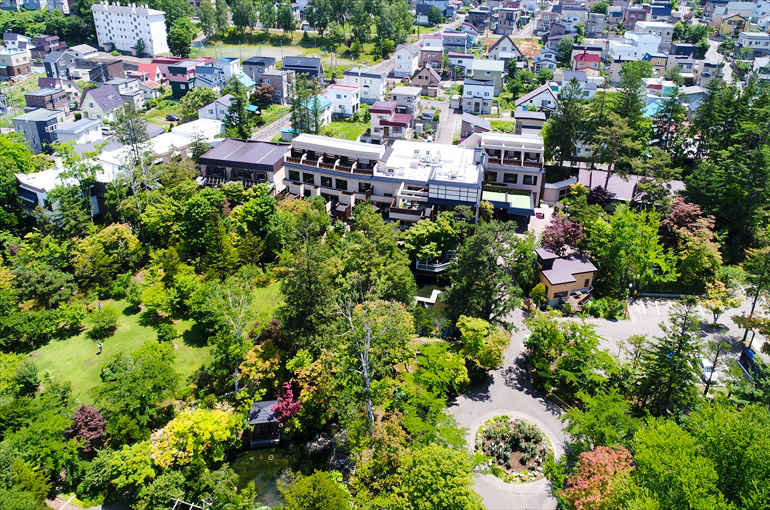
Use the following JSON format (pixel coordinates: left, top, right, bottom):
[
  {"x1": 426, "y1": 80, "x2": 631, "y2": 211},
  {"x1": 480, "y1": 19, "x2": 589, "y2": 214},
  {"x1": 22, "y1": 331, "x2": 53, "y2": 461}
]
[
  {"x1": 394, "y1": 44, "x2": 419, "y2": 78},
  {"x1": 91, "y1": 3, "x2": 169, "y2": 56},
  {"x1": 633, "y1": 21, "x2": 674, "y2": 52},
  {"x1": 609, "y1": 32, "x2": 662, "y2": 60}
]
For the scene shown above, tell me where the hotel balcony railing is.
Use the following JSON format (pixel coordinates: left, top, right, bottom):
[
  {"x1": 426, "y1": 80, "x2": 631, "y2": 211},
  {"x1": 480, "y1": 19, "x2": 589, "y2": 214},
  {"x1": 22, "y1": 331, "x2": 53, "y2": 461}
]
[
  {"x1": 285, "y1": 156, "x2": 304, "y2": 164},
  {"x1": 416, "y1": 260, "x2": 452, "y2": 272}
]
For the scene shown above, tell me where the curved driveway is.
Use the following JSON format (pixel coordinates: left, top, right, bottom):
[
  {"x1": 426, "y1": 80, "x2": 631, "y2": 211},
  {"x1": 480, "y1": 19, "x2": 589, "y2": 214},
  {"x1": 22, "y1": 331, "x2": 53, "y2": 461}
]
[{"x1": 448, "y1": 310, "x2": 567, "y2": 510}]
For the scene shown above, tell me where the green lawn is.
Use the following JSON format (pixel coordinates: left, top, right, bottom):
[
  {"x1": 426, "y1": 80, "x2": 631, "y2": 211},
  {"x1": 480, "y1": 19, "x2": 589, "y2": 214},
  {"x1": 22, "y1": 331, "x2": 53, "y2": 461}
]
[
  {"x1": 320, "y1": 121, "x2": 369, "y2": 141},
  {"x1": 145, "y1": 96, "x2": 184, "y2": 131},
  {"x1": 33, "y1": 283, "x2": 282, "y2": 405},
  {"x1": 0, "y1": 74, "x2": 42, "y2": 128},
  {"x1": 490, "y1": 120, "x2": 517, "y2": 133},
  {"x1": 256, "y1": 104, "x2": 290, "y2": 127}
]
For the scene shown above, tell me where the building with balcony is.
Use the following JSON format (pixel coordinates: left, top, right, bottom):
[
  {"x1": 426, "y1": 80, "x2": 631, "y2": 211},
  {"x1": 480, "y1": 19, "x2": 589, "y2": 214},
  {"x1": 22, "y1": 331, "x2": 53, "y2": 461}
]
[
  {"x1": 738, "y1": 31, "x2": 770, "y2": 57},
  {"x1": 488, "y1": 35, "x2": 525, "y2": 63},
  {"x1": 214, "y1": 57, "x2": 241, "y2": 81},
  {"x1": 514, "y1": 84, "x2": 559, "y2": 111},
  {"x1": 419, "y1": 46, "x2": 444, "y2": 70},
  {"x1": 389, "y1": 86, "x2": 422, "y2": 117},
  {"x1": 24, "y1": 88, "x2": 67, "y2": 111},
  {"x1": 282, "y1": 134, "x2": 485, "y2": 222},
  {"x1": 80, "y1": 84, "x2": 125, "y2": 121},
  {"x1": 262, "y1": 69, "x2": 293, "y2": 105},
  {"x1": 470, "y1": 59, "x2": 505, "y2": 96},
  {"x1": 364, "y1": 101, "x2": 412, "y2": 145},
  {"x1": 198, "y1": 139, "x2": 290, "y2": 189},
  {"x1": 282, "y1": 56, "x2": 324, "y2": 86},
  {"x1": 43, "y1": 50, "x2": 77, "y2": 80},
  {"x1": 609, "y1": 32, "x2": 661, "y2": 61},
  {"x1": 447, "y1": 52, "x2": 475, "y2": 78},
  {"x1": 536, "y1": 247, "x2": 597, "y2": 307}
]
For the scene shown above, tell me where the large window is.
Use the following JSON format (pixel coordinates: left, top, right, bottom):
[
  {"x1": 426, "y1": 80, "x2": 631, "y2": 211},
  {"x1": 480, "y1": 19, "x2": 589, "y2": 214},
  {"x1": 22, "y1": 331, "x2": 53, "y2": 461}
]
[
  {"x1": 335, "y1": 179, "x2": 348, "y2": 191},
  {"x1": 302, "y1": 173, "x2": 315, "y2": 184},
  {"x1": 504, "y1": 173, "x2": 518, "y2": 184},
  {"x1": 320, "y1": 176, "x2": 332, "y2": 187},
  {"x1": 485, "y1": 171, "x2": 498, "y2": 182},
  {"x1": 288, "y1": 169, "x2": 300, "y2": 181},
  {"x1": 358, "y1": 182, "x2": 372, "y2": 192},
  {"x1": 523, "y1": 175, "x2": 537, "y2": 185}
]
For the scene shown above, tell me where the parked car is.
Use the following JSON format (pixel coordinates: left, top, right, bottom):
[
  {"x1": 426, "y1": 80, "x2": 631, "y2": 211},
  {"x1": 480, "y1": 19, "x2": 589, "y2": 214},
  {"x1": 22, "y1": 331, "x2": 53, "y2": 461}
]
[
  {"x1": 165, "y1": 114, "x2": 180, "y2": 121},
  {"x1": 700, "y1": 358, "x2": 715, "y2": 383},
  {"x1": 101, "y1": 125, "x2": 115, "y2": 136}
]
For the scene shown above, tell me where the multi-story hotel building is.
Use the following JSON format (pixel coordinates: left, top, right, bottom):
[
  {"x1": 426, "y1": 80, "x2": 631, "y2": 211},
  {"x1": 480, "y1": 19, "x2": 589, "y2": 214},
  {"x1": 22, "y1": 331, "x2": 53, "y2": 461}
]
[{"x1": 91, "y1": 3, "x2": 169, "y2": 56}]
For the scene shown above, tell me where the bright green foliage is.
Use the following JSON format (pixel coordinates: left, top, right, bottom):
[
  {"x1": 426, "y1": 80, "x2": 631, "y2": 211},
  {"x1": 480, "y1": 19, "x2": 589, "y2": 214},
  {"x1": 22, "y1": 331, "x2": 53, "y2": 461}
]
[
  {"x1": 543, "y1": 78, "x2": 585, "y2": 167},
  {"x1": 306, "y1": 0, "x2": 332, "y2": 36},
  {"x1": 197, "y1": 0, "x2": 216, "y2": 36},
  {"x1": 529, "y1": 283, "x2": 546, "y2": 306},
  {"x1": 258, "y1": 0, "x2": 275, "y2": 31},
  {"x1": 150, "y1": 408, "x2": 242, "y2": 469},
  {"x1": 0, "y1": 134, "x2": 38, "y2": 230},
  {"x1": 444, "y1": 221, "x2": 537, "y2": 327},
  {"x1": 72, "y1": 224, "x2": 144, "y2": 290},
  {"x1": 401, "y1": 211, "x2": 466, "y2": 261},
  {"x1": 167, "y1": 17, "x2": 196, "y2": 58},
  {"x1": 281, "y1": 470, "x2": 353, "y2": 510},
  {"x1": 231, "y1": 0, "x2": 256, "y2": 33},
  {"x1": 414, "y1": 342, "x2": 469, "y2": 398},
  {"x1": 86, "y1": 305, "x2": 120, "y2": 340},
  {"x1": 562, "y1": 391, "x2": 639, "y2": 456},
  {"x1": 179, "y1": 87, "x2": 218, "y2": 119},
  {"x1": 635, "y1": 297, "x2": 702, "y2": 415},
  {"x1": 386, "y1": 444, "x2": 484, "y2": 510},
  {"x1": 590, "y1": 1, "x2": 608, "y2": 13},
  {"x1": 105, "y1": 441, "x2": 157, "y2": 492},
  {"x1": 277, "y1": 0, "x2": 296, "y2": 33},
  {"x1": 224, "y1": 77, "x2": 252, "y2": 139},
  {"x1": 12, "y1": 267, "x2": 76, "y2": 310},
  {"x1": 135, "y1": 470, "x2": 186, "y2": 510},
  {"x1": 456, "y1": 315, "x2": 509, "y2": 371},
  {"x1": 237, "y1": 183, "x2": 277, "y2": 239},
  {"x1": 632, "y1": 419, "x2": 730, "y2": 509}
]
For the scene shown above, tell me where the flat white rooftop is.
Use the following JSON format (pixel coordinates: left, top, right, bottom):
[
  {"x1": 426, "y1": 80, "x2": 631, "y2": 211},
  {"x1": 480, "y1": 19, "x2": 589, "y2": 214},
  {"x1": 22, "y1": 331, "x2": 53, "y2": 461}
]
[
  {"x1": 480, "y1": 132, "x2": 545, "y2": 150},
  {"x1": 292, "y1": 133, "x2": 385, "y2": 161},
  {"x1": 379, "y1": 140, "x2": 482, "y2": 186}
]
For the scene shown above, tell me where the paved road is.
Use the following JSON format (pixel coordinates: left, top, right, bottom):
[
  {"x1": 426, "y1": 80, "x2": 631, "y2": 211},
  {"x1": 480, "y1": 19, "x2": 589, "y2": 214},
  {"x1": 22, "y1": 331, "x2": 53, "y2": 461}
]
[
  {"x1": 251, "y1": 112, "x2": 291, "y2": 141},
  {"x1": 705, "y1": 37, "x2": 734, "y2": 84},
  {"x1": 434, "y1": 99, "x2": 460, "y2": 145},
  {"x1": 449, "y1": 309, "x2": 566, "y2": 510}
]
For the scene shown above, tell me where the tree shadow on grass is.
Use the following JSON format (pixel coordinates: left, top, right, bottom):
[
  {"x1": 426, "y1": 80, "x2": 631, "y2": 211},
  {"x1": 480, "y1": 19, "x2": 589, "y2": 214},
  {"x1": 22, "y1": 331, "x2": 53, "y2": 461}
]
[
  {"x1": 182, "y1": 322, "x2": 210, "y2": 348},
  {"x1": 137, "y1": 309, "x2": 172, "y2": 329}
]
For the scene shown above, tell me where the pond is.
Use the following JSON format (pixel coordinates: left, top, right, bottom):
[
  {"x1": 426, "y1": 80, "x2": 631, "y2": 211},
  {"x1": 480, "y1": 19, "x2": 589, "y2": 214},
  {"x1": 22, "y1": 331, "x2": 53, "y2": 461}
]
[
  {"x1": 230, "y1": 448, "x2": 289, "y2": 507},
  {"x1": 415, "y1": 281, "x2": 448, "y2": 318}
]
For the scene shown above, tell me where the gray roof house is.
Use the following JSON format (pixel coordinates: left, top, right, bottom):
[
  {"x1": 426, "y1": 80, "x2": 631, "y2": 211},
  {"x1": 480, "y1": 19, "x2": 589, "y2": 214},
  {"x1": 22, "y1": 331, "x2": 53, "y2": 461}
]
[
  {"x1": 247, "y1": 400, "x2": 281, "y2": 448},
  {"x1": 282, "y1": 56, "x2": 324, "y2": 86}
]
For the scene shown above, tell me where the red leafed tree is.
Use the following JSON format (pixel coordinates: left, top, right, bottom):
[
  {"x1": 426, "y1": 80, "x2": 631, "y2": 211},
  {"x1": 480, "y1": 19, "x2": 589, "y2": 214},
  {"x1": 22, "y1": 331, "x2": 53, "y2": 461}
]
[
  {"x1": 561, "y1": 445, "x2": 634, "y2": 510},
  {"x1": 66, "y1": 405, "x2": 107, "y2": 453},
  {"x1": 272, "y1": 382, "x2": 301, "y2": 422},
  {"x1": 541, "y1": 215, "x2": 585, "y2": 256}
]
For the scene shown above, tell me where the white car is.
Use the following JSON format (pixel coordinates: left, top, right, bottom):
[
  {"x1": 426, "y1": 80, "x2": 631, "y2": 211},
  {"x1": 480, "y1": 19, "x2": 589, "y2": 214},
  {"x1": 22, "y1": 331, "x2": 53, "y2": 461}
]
[{"x1": 701, "y1": 358, "x2": 717, "y2": 384}]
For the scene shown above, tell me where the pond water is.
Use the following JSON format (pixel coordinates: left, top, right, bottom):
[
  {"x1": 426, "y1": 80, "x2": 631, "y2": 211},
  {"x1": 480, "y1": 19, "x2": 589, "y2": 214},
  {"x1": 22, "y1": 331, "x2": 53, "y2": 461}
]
[
  {"x1": 415, "y1": 281, "x2": 448, "y2": 318},
  {"x1": 230, "y1": 448, "x2": 288, "y2": 507}
]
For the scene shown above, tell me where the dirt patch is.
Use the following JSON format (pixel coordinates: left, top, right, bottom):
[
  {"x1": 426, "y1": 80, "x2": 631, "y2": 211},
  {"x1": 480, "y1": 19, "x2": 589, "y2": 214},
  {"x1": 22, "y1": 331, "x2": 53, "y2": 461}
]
[{"x1": 514, "y1": 38, "x2": 541, "y2": 59}]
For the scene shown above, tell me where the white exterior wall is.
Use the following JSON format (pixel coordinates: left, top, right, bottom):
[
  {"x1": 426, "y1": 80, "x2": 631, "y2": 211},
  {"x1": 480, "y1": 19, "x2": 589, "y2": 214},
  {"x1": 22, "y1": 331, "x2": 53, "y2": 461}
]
[
  {"x1": 464, "y1": 82, "x2": 494, "y2": 100},
  {"x1": 519, "y1": 89, "x2": 557, "y2": 109},
  {"x1": 343, "y1": 73, "x2": 386, "y2": 101},
  {"x1": 215, "y1": 59, "x2": 241, "y2": 80},
  {"x1": 92, "y1": 4, "x2": 170, "y2": 56},
  {"x1": 198, "y1": 100, "x2": 229, "y2": 121},
  {"x1": 738, "y1": 32, "x2": 770, "y2": 49},
  {"x1": 328, "y1": 87, "x2": 360, "y2": 116},
  {"x1": 57, "y1": 125, "x2": 102, "y2": 145},
  {"x1": 394, "y1": 48, "x2": 419, "y2": 78}
]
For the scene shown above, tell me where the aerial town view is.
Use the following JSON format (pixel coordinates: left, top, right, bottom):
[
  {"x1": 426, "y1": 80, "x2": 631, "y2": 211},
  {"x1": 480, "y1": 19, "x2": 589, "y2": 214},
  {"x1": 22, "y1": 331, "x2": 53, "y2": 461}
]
[{"x1": 0, "y1": 0, "x2": 768, "y2": 507}]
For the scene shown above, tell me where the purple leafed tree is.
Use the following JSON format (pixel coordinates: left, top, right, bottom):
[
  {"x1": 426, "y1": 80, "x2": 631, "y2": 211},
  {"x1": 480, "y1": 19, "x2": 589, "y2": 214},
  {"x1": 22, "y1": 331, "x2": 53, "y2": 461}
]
[
  {"x1": 66, "y1": 405, "x2": 107, "y2": 453},
  {"x1": 541, "y1": 215, "x2": 585, "y2": 256},
  {"x1": 272, "y1": 382, "x2": 301, "y2": 422},
  {"x1": 586, "y1": 186, "x2": 616, "y2": 205}
]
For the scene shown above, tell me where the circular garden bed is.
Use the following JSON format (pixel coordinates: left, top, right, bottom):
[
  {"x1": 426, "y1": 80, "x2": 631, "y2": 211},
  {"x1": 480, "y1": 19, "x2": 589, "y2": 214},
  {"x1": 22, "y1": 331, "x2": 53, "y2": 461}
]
[{"x1": 475, "y1": 415, "x2": 552, "y2": 483}]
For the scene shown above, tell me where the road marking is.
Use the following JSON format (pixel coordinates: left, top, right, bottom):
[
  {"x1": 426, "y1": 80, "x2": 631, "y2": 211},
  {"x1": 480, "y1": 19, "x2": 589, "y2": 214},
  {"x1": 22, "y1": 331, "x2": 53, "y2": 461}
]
[
  {"x1": 698, "y1": 304, "x2": 706, "y2": 319},
  {"x1": 655, "y1": 301, "x2": 661, "y2": 315}
]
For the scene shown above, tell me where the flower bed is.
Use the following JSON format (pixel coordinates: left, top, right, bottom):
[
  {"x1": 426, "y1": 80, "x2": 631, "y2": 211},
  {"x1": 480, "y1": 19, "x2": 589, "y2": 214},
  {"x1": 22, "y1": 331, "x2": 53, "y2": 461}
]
[{"x1": 475, "y1": 415, "x2": 552, "y2": 483}]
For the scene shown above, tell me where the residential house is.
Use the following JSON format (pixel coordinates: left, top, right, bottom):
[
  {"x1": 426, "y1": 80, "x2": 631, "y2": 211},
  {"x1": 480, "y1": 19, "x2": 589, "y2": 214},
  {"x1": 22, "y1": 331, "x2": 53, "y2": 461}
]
[
  {"x1": 390, "y1": 86, "x2": 422, "y2": 116},
  {"x1": 496, "y1": 7, "x2": 521, "y2": 34},
  {"x1": 513, "y1": 109, "x2": 546, "y2": 134},
  {"x1": 536, "y1": 247, "x2": 597, "y2": 306},
  {"x1": 704, "y1": 0, "x2": 728, "y2": 19},
  {"x1": 166, "y1": 60, "x2": 199, "y2": 99},
  {"x1": 585, "y1": 12, "x2": 606, "y2": 37},
  {"x1": 714, "y1": 1, "x2": 754, "y2": 21},
  {"x1": 609, "y1": 32, "x2": 661, "y2": 61},
  {"x1": 394, "y1": 44, "x2": 420, "y2": 78},
  {"x1": 622, "y1": 7, "x2": 647, "y2": 27},
  {"x1": 560, "y1": 70, "x2": 597, "y2": 99},
  {"x1": 534, "y1": 54, "x2": 558, "y2": 73},
  {"x1": 194, "y1": 64, "x2": 226, "y2": 92},
  {"x1": 476, "y1": 132, "x2": 544, "y2": 215},
  {"x1": 419, "y1": 46, "x2": 444, "y2": 70},
  {"x1": 105, "y1": 77, "x2": 144, "y2": 109},
  {"x1": 671, "y1": 42, "x2": 698, "y2": 58},
  {"x1": 43, "y1": 50, "x2": 77, "y2": 80},
  {"x1": 488, "y1": 35, "x2": 524, "y2": 63},
  {"x1": 282, "y1": 56, "x2": 324, "y2": 86},
  {"x1": 514, "y1": 83, "x2": 559, "y2": 111},
  {"x1": 462, "y1": 78, "x2": 495, "y2": 114},
  {"x1": 87, "y1": 60, "x2": 125, "y2": 83},
  {"x1": 243, "y1": 55, "x2": 276, "y2": 85},
  {"x1": 634, "y1": 21, "x2": 674, "y2": 52},
  {"x1": 468, "y1": 8, "x2": 490, "y2": 29},
  {"x1": 12, "y1": 108, "x2": 66, "y2": 153},
  {"x1": 262, "y1": 69, "x2": 293, "y2": 105},
  {"x1": 214, "y1": 57, "x2": 241, "y2": 81},
  {"x1": 138, "y1": 80, "x2": 162, "y2": 99},
  {"x1": 38, "y1": 77, "x2": 81, "y2": 102},
  {"x1": 343, "y1": 67, "x2": 388, "y2": 104},
  {"x1": 3, "y1": 33, "x2": 30, "y2": 50},
  {"x1": 737, "y1": 31, "x2": 770, "y2": 57},
  {"x1": 753, "y1": 0, "x2": 770, "y2": 21},
  {"x1": 448, "y1": 52, "x2": 475, "y2": 77},
  {"x1": 536, "y1": 11, "x2": 560, "y2": 36},
  {"x1": 199, "y1": 139, "x2": 289, "y2": 189},
  {"x1": 47, "y1": 0, "x2": 70, "y2": 14},
  {"x1": 282, "y1": 134, "x2": 485, "y2": 223},
  {"x1": 546, "y1": 23, "x2": 568, "y2": 49},
  {"x1": 421, "y1": 34, "x2": 445, "y2": 49},
  {"x1": 643, "y1": 52, "x2": 669, "y2": 77},
  {"x1": 442, "y1": 31, "x2": 473, "y2": 53},
  {"x1": 572, "y1": 49, "x2": 602, "y2": 75},
  {"x1": 365, "y1": 101, "x2": 412, "y2": 144},
  {"x1": 460, "y1": 21, "x2": 481, "y2": 37},
  {"x1": 198, "y1": 94, "x2": 234, "y2": 122},
  {"x1": 416, "y1": 4, "x2": 432, "y2": 25},
  {"x1": 91, "y1": 3, "x2": 169, "y2": 56},
  {"x1": 234, "y1": 72, "x2": 256, "y2": 93},
  {"x1": 0, "y1": 48, "x2": 31, "y2": 80},
  {"x1": 460, "y1": 112, "x2": 490, "y2": 138},
  {"x1": 79, "y1": 84, "x2": 125, "y2": 121},
  {"x1": 30, "y1": 35, "x2": 67, "y2": 59},
  {"x1": 411, "y1": 66, "x2": 442, "y2": 97},
  {"x1": 327, "y1": 84, "x2": 360, "y2": 118},
  {"x1": 297, "y1": 95, "x2": 332, "y2": 131},
  {"x1": 56, "y1": 118, "x2": 102, "y2": 145},
  {"x1": 753, "y1": 56, "x2": 770, "y2": 81},
  {"x1": 24, "y1": 88, "x2": 67, "y2": 111},
  {"x1": 68, "y1": 44, "x2": 98, "y2": 60},
  {"x1": 648, "y1": 3, "x2": 672, "y2": 21},
  {"x1": 561, "y1": 5, "x2": 587, "y2": 31},
  {"x1": 718, "y1": 13, "x2": 748, "y2": 35},
  {"x1": 607, "y1": 5, "x2": 623, "y2": 26},
  {"x1": 471, "y1": 59, "x2": 505, "y2": 95}
]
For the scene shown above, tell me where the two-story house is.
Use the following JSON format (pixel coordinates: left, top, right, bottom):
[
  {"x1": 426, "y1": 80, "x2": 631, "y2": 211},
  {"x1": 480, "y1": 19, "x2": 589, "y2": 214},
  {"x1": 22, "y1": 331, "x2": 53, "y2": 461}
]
[
  {"x1": 282, "y1": 56, "x2": 324, "y2": 86},
  {"x1": 167, "y1": 60, "x2": 200, "y2": 99},
  {"x1": 463, "y1": 78, "x2": 495, "y2": 114},
  {"x1": 364, "y1": 101, "x2": 413, "y2": 144},
  {"x1": 30, "y1": 35, "x2": 67, "y2": 59},
  {"x1": 0, "y1": 48, "x2": 31, "y2": 79},
  {"x1": 442, "y1": 30, "x2": 474, "y2": 53},
  {"x1": 460, "y1": 112, "x2": 491, "y2": 138},
  {"x1": 470, "y1": 59, "x2": 505, "y2": 96},
  {"x1": 243, "y1": 55, "x2": 277, "y2": 85},
  {"x1": 214, "y1": 57, "x2": 241, "y2": 81},
  {"x1": 514, "y1": 83, "x2": 559, "y2": 111},
  {"x1": 80, "y1": 84, "x2": 125, "y2": 121},
  {"x1": 643, "y1": 52, "x2": 669, "y2": 77},
  {"x1": 390, "y1": 86, "x2": 422, "y2": 116},
  {"x1": 394, "y1": 44, "x2": 420, "y2": 78},
  {"x1": 585, "y1": 12, "x2": 606, "y2": 37},
  {"x1": 198, "y1": 94, "x2": 234, "y2": 121},
  {"x1": 12, "y1": 108, "x2": 66, "y2": 153},
  {"x1": 24, "y1": 87, "x2": 68, "y2": 111},
  {"x1": 55, "y1": 118, "x2": 103, "y2": 145},
  {"x1": 572, "y1": 49, "x2": 602, "y2": 75},
  {"x1": 447, "y1": 52, "x2": 475, "y2": 78},
  {"x1": 43, "y1": 50, "x2": 77, "y2": 80},
  {"x1": 199, "y1": 139, "x2": 290, "y2": 189},
  {"x1": 411, "y1": 66, "x2": 442, "y2": 97},
  {"x1": 343, "y1": 67, "x2": 388, "y2": 104},
  {"x1": 327, "y1": 84, "x2": 360, "y2": 118},
  {"x1": 737, "y1": 31, "x2": 770, "y2": 57},
  {"x1": 468, "y1": 8, "x2": 491, "y2": 29},
  {"x1": 478, "y1": 131, "x2": 544, "y2": 212},
  {"x1": 194, "y1": 64, "x2": 226, "y2": 92},
  {"x1": 634, "y1": 21, "x2": 674, "y2": 52},
  {"x1": 419, "y1": 46, "x2": 444, "y2": 70},
  {"x1": 262, "y1": 69, "x2": 293, "y2": 105},
  {"x1": 488, "y1": 35, "x2": 524, "y2": 64},
  {"x1": 3, "y1": 33, "x2": 30, "y2": 51},
  {"x1": 536, "y1": 248, "x2": 597, "y2": 307},
  {"x1": 622, "y1": 6, "x2": 647, "y2": 27},
  {"x1": 496, "y1": 7, "x2": 521, "y2": 34}
]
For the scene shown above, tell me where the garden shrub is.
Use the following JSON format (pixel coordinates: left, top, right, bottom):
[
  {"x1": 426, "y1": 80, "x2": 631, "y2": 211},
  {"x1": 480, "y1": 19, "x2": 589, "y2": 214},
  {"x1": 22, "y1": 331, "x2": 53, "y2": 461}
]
[{"x1": 87, "y1": 306, "x2": 120, "y2": 340}]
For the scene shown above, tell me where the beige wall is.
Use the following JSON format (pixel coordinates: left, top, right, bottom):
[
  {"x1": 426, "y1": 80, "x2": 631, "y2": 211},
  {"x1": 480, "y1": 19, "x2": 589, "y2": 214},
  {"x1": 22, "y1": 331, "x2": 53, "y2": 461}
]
[{"x1": 540, "y1": 270, "x2": 595, "y2": 300}]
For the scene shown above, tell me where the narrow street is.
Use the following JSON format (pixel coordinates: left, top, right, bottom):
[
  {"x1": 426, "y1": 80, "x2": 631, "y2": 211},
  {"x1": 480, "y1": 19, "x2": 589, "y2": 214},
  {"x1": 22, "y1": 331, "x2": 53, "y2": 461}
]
[
  {"x1": 434, "y1": 99, "x2": 460, "y2": 145},
  {"x1": 705, "y1": 37, "x2": 734, "y2": 84}
]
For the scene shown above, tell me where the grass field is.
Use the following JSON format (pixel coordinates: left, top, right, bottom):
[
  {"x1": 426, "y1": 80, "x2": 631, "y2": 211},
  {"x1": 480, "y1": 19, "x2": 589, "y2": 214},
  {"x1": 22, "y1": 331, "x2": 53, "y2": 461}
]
[
  {"x1": 145, "y1": 95, "x2": 184, "y2": 131},
  {"x1": 33, "y1": 283, "x2": 282, "y2": 405},
  {"x1": 320, "y1": 120, "x2": 369, "y2": 141},
  {"x1": 0, "y1": 73, "x2": 43, "y2": 129}
]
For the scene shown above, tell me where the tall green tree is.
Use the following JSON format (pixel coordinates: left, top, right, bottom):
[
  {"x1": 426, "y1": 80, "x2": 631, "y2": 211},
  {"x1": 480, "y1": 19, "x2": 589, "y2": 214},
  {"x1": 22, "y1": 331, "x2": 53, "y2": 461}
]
[
  {"x1": 197, "y1": 0, "x2": 216, "y2": 37},
  {"x1": 224, "y1": 77, "x2": 252, "y2": 139},
  {"x1": 167, "y1": 17, "x2": 196, "y2": 58},
  {"x1": 258, "y1": 0, "x2": 275, "y2": 30},
  {"x1": 149, "y1": 0, "x2": 193, "y2": 29},
  {"x1": 544, "y1": 78, "x2": 584, "y2": 168},
  {"x1": 305, "y1": 0, "x2": 332, "y2": 36},
  {"x1": 289, "y1": 74, "x2": 321, "y2": 134},
  {"x1": 231, "y1": 0, "x2": 256, "y2": 35},
  {"x1": 443, "y1": 220, "x2": 537, "y2": 327},
  {"x1": 635, "y1": 297, "x2": 703, "y2": 415},
  {"x1": 276, "y1": 0, "x2": 296, "y2": 34},
  {"x1": 592, "y1": 112, "x2": 643, "y2": 190},
  {"x1": 215, "y1": 0, "x2": 229, "y2": 33}
]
